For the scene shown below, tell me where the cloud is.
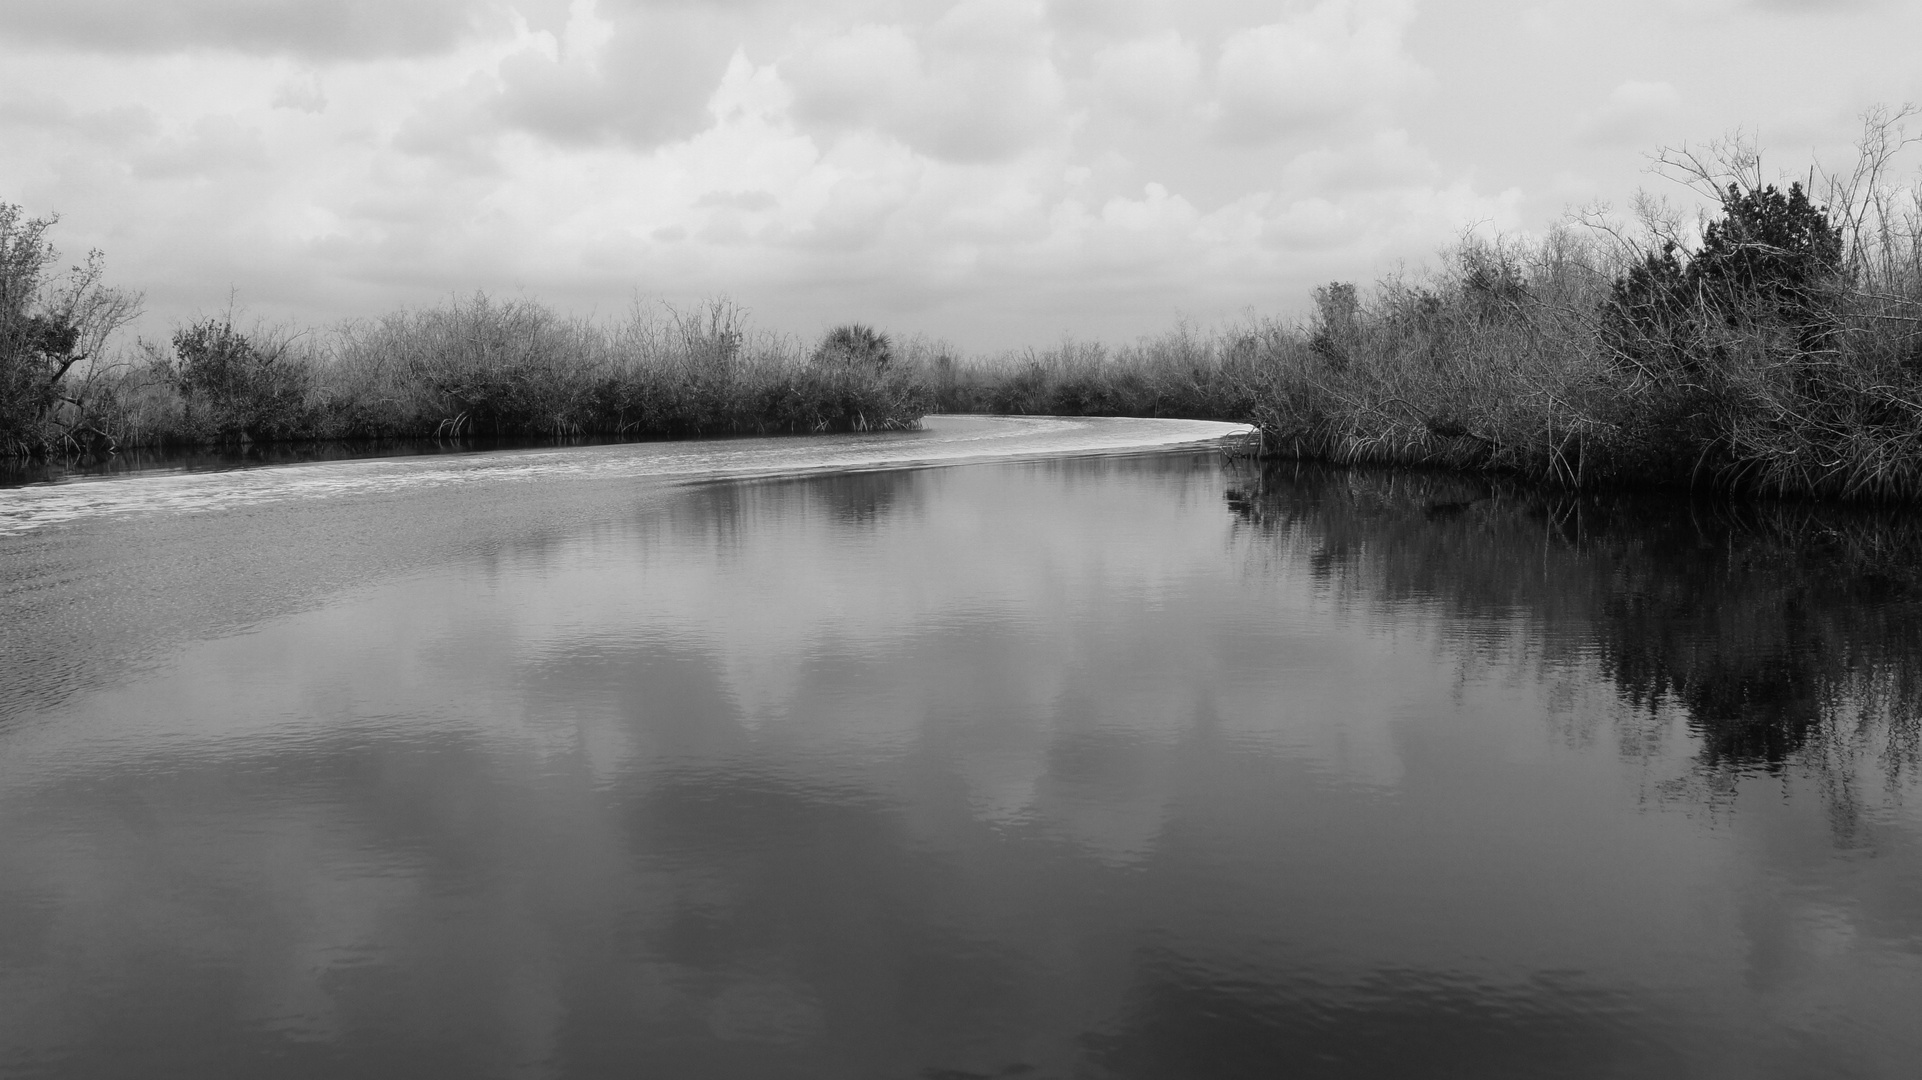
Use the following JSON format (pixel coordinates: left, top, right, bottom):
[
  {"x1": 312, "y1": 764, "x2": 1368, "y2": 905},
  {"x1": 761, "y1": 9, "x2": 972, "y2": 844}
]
[
  {"x1": 0, "y1": 94, "x2": 159, "y2": 145},
  {"x1": 1279, "y1": 129, "x2": 1440, "y2": 195},
  {"x1": 1090, "y1": 32, "x2": 1204, "y2": 123},
  {"x1": 134, "y1": 115, "x2": 272, "y2": 178},
  {"x1": 0, "y1": 0, "x2": 531, "y2": 60},
  {"x1": 492, "y1": 5, "x2": 740, "y2": 148},
  {"x1": 782, "y1": 24, "x2": 920, "y2": 129},
  {"x1": 1746, "y1": 0, "x2": 1877, "y2": 11},
  {"x1": 8, "y1": 0, "x2": 1910, "y2": 353},
  {"x1": 393, "y1": 75, "x2": 508, "y2": 169},
  {"x1": 272, "y1": 75, "x2": 329, "y2": 114},
  {"x1": 1210, "y1": 0, "x2": 1420, "y2": 144},
  {"x1": 1579, "y1": 80, "x2": 1682, "y2": 145},
  {"x1": 783, "y1": 0, "x2": 1068, "y2": 163},
  {"x1": 695, "y1": 190, "x2": 779, "y2": 211}
]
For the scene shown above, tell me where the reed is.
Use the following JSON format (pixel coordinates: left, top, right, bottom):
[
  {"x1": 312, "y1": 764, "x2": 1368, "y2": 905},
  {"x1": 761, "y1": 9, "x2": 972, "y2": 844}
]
[
  {"x1": 930, "y1": 322, "x2": 1273, "y2": 421},
  {"x1": 32, "y1": 297, "x2": 932, "y2": 453}
]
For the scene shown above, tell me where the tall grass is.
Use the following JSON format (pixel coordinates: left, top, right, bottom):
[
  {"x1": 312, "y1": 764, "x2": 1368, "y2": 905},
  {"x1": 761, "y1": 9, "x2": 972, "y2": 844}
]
[
  {"x1": 61, "y1": 297, "x2": 931, "y2": 452},
  {"x1": 925, "y1": 230, "x2": 1621, "y2": 478},
  {"x1": 1240, "y1": 230, "x2": 1623, "y2": 482},
  {"x1": 1246, "y1": 155, "x2": 1922, "y2": 499},
  {"x1": 929, "y1": 323, "x2": 1272, "y2": 421}
]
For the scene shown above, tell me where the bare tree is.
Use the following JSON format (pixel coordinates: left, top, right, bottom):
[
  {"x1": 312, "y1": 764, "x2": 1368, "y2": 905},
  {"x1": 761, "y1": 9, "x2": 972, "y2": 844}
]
[{"x1": 0, "y1": 203, "x2": 141, "y2": 455}]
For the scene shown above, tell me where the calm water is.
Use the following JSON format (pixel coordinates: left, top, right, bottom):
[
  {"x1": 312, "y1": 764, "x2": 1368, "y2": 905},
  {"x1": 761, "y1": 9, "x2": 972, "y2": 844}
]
[{"x1": 1, "y1": 417, "x2": 1918, "y2": 1079}]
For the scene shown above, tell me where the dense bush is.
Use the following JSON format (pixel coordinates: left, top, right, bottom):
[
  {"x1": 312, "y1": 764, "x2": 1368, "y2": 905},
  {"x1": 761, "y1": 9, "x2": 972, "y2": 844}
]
[
  {"x1": 1587, "y1": 166, "x2": 1921, "y2": 495},
  {"x1": 813, "y1": 324, "x2": 894, "y2": 370},
  {"x1": 160, "y1": 318, "x2": 315, "y2": 441}
]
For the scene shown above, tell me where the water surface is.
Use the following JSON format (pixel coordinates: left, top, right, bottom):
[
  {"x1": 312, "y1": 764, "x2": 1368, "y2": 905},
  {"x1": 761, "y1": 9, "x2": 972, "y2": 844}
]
[{"x1": 1, "y1": 419, "x2": 1917, "y2": 1078}]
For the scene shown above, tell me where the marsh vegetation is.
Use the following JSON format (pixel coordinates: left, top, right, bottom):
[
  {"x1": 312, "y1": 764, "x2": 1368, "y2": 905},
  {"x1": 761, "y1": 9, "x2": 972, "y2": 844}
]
[{"x1": 0, "y1": 237, "x2": 930, "y2": 455}]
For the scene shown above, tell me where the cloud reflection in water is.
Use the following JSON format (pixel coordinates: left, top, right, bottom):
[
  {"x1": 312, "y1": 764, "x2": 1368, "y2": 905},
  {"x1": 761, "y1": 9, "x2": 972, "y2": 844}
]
[{"x1": 2, "y1": 452, "x2": 1919, "y2": 1078}]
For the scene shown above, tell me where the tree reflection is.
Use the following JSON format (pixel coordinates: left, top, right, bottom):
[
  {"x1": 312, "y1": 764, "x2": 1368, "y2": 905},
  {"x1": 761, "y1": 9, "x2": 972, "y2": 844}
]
[
  {"x1": 1082, "y1": 951, "x2": 1680, "y2": 1080},
  {"x1": 1225, "y1": 463, "x2": 1922, "y2": 796}
]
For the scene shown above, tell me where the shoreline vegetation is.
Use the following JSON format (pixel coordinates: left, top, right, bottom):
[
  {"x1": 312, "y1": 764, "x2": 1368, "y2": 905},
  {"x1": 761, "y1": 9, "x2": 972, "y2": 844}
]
[{"x1": 7, "y1": 114, "x2": 1922, "y2": 500}]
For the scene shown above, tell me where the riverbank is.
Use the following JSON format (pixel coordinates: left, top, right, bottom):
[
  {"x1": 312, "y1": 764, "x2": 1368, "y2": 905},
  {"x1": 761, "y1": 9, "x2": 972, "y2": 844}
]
[{"x1": 15, "y1": 236, "x2": 1922, "y2": 500}]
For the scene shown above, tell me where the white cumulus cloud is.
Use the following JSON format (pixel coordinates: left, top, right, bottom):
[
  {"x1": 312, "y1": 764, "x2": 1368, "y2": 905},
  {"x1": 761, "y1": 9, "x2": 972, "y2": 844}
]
[
  {"x1": 1211, "y1": 0, "x2": 1421, "y2": 144},
  {"x1": 0, "y1": 0, "x2": 1915, "y2": 350}
]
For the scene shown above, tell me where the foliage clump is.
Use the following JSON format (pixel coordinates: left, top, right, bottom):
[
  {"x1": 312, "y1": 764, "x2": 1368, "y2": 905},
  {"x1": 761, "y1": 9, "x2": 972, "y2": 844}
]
[
  {"x1": 1603, "y1": 182, "x2": 1846, "y2": 370},
  {"x1": 813, "y1": 324, "x2": 894, "y2": 370},
  {"x1": 160, "y1": 319, "x2": 313, "y2": 442}
]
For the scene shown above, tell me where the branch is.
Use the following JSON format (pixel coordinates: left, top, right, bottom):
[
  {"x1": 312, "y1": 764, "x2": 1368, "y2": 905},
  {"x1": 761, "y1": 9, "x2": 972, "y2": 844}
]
[{"x1": 45, "y1": 351, "x2": 87, "y2": 388}]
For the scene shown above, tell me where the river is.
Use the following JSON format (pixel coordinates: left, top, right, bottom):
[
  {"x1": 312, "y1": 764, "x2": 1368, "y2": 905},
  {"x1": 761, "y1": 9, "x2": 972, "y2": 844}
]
[{"x1": 1, "y1": 416, "x2": 1917, "y2": 1078}]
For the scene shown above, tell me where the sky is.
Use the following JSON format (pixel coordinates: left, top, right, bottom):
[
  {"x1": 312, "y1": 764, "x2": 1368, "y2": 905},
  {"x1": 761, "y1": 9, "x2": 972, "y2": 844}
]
[{"x1": 2, "y1": 0, "x2": 1919, "y2": 352}]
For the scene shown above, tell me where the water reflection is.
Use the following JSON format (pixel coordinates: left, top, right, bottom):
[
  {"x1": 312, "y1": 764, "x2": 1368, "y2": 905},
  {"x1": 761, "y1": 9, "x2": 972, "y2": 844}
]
[
  {"x1": 2, "y1": 452, "x2": 1920, "y2": 1078},
  {"x1": 1226, "y1": 464, "x2": 1922, "y2": 796}
]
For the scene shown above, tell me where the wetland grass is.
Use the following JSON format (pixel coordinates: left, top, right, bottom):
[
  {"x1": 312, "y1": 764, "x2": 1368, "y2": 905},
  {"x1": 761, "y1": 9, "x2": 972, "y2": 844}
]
[{"x1": 3, "y1": 274, "x2": 930, "y2": 456}]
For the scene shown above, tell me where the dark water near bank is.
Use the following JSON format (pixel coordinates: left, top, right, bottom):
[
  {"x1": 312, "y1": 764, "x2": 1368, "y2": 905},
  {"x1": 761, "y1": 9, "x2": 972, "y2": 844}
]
[{"x1": 1, "y1": 418, "x2": 1918, "y2": 1078}]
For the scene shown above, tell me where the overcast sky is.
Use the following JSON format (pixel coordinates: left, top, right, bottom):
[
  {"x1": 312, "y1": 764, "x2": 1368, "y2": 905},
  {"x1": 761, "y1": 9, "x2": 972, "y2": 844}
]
[{"x1": 2, "y1": 0, "x2": 1918, "y2": 351}]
